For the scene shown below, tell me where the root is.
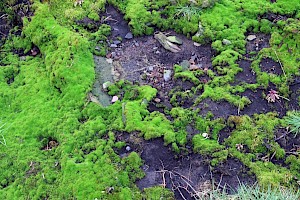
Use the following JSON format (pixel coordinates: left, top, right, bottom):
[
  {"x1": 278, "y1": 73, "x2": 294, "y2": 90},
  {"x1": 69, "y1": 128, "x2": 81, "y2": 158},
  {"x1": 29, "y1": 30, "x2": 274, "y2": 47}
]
[{"x1": 156, "y1": 161, "x2": 202, "y2": 199}]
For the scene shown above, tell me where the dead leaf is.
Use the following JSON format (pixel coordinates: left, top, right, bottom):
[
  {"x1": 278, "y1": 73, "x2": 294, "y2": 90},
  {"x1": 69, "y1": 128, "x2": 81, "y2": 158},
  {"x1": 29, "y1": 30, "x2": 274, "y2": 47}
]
[
  {"x1": 166, "y1": 36, "x2": 183, "y2": 45},
  {"x1": 154, "y1": 32, "x2": 181, "y2": 53}
]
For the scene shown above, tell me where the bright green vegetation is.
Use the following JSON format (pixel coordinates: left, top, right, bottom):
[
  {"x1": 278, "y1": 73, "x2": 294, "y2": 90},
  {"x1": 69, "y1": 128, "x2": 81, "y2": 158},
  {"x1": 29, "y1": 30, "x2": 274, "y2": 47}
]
[
  {"x1": 210, "y1": 184, "x2": 300, "y2": 200},
  {"x1": 285, "y1": 111, "x2": 300, "y2": 136},
  {"x1": 0, "y1": 0, "x2": 299, "y2": 199}
]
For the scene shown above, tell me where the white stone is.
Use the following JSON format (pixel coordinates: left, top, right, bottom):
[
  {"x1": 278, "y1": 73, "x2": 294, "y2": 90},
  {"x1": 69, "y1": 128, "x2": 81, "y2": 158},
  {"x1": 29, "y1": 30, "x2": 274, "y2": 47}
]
[{"x1": 247, "y1": 35, "x2": 257, "y2": 41}]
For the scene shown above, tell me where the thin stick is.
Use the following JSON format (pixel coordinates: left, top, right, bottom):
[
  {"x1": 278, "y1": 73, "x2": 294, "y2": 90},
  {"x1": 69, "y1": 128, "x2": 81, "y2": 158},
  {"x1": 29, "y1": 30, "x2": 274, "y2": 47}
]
[
  {"x1": 159, "y1": 160, "x2": 166, "y2": 188},
  {"x1": 188, "y1": 162, "x2": 192, "y2": 181},
  {"x1": 176, "y1": 187, "x2": 188, "y2": 200},
  {"x1": 274, "y1": 131, "x2": 289, "y2": 141},
  {"x1": 217, "y1": 174, "x2": 223, "y2": 190},
  {"x1": 278, "y1": 95, "x2": 290, "y2": 101},
  {"x1": 286, "y1": 152, "x2": 299, "y2": 155},
  {"x1": 274, "y1": 50, "x2": 286, "y2": 78},
  {"x1": 0, "y1": 14, "x2": 8, "y2": 19},
  {"x1": 0, "y1": 31, "x2": 6, "y2": 36}
]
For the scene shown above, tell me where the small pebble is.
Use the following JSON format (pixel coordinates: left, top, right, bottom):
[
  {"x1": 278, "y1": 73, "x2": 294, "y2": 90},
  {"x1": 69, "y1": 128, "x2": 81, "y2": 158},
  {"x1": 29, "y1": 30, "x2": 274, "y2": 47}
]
[
  {"x1": 111, "y1": 96, "x2": 118, "y2": 103},
  {"x1": 163, "y1": 70, "x2": 172, "y2": 82},
  {"x1": 247, "y1": 35, "x2": 257, "y2": 41},
  {"x1": 148, "y1": 66, "x2": 154, "y2": 71},
  {"x1": 125, "y1": 146, "x2": 131, "y2": 151},
  {"x1": 113, "y1": 40, "x2": 121, "y2": 45},
  {"x1": 154, "y1": 98, "x2": 161, "y2": 103},
  {"x1": 111, "y1": 52, "x2": 116, "y2": 58},
  {"x1": 110, "y1": 44, "x2": 118, "y2": 48},
  {"x1": 125, "y1": 32, "x2": 133, "y2": 39},
  {"x1": 193, "y1": 42, "x2": 201, "y2": 47}
]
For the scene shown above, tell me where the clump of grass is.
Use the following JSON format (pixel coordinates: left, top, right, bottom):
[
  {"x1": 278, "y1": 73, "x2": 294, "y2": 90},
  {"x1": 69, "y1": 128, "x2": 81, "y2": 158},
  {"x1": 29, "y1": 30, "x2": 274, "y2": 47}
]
[
  {"x1": 208, "y1": 184, "x2": 300, "y2": 200},
  {"x1": 175, "y1": 5, "x2": 201, "y2": 21},
  {"x1": 285, "y1": 111, "x2": 300, "y2": 137}
]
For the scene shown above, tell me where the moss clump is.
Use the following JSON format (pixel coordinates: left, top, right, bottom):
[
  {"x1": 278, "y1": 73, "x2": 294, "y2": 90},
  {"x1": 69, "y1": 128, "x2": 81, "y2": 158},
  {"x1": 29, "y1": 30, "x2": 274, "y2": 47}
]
[
  {"x1": 144, "y1": 186, "x2": 174, "y2": 200},
  {"x1": 193, "y1": 134, "x2": 225, "y2": 155}
]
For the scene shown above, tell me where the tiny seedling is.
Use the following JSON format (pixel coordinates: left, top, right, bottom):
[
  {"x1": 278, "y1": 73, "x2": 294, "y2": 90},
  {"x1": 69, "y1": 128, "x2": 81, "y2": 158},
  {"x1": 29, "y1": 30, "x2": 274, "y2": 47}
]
[
  {"x1": 266, "y1": 89, "x2": 289, "y2": 103},
  {"x1": 175, "y1": 5, "x2": 201, "y2": 21}
]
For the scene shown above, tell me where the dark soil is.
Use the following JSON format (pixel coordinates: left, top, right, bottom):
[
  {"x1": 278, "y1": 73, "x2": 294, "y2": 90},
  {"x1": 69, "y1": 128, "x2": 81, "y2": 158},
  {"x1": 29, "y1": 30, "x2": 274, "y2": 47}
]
[
  {"x1": 104, "y1": 5, "x2": 213, "y2": 96},
  {"x1": 239, "y1": 89, "x2": 288, "y2": 117},
  {"x1": 0, "y1": 0, "x2": 35, "y2": 59},
  {"x1": 97, "y1": 5, "x2": 296, "y2": 199},
  {"x1": 245, "y1": 33, "x2": 270, "y2": 57},
  {"x1": 275, "y1": 128, "x2": 300, "y2": 154},
  {"x1": 0, "y1": 0, "x2": 32, "y2": 40},
  {"x1": 234, "y1": 59, "x2": 256, "y2": 84},
  {"x1": 197, "y1": 98, "x2": 237, "y2": 118},
  {"x1": 260, "y1": 58, "x2": 283, "y2": 75},
  {"x1": 115, "y1": 132, "x2": 256, "y2": 199},
  {"x1": 259, "y1": 12, "x2": 289, "y2": 23}
]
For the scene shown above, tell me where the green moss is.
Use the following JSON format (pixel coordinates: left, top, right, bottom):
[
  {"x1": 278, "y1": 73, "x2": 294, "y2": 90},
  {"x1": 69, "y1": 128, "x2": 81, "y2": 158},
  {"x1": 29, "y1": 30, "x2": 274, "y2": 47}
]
[
  {"x1": 193, "y1": 134, "x2": 225, "y2": 154},
  {"x1": 144, "y1": 186, "x2": 174, "y2": 200},
  {"x1": 211, "y1": 150, "x2": 228, "y2": 167}
]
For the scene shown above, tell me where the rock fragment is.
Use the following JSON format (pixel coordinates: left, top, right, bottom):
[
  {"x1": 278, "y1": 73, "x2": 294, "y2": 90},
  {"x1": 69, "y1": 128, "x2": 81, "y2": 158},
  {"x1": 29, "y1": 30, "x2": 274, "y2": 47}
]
[
  {"x1": 247, "y1": 35, "x2": 257, "y2": 41},
  {"x1": 125, "y1": 32, "x2": 133, "y2": 39}
]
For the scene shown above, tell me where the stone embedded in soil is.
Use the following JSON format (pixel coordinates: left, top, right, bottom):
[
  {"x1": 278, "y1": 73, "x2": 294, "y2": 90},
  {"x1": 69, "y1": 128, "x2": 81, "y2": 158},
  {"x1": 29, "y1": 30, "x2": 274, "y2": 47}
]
[
  {"x1": 148, "y1": 65, "x2": 154, "y2": 71},
  {"x1": 125, "y1": 32, "x2": 133, "y2": 39},
  {"x1": 113, "y1": 40, "x2": 121, "y2": 45},
  {"x1": 110, "y1": 44, "x2": 118, "y2": 48},
  {"x1": 154, "y1": 98, "x2": 161, "y2": 103},
  {"x1": 222, "y1": 39, "x2": 232, "y2": 45},
  {"x1": 125, "y1": 146, "x2": 131, "y2": 151},
  {"x1": 193, "y1": 42, "x2": 201, "y2": 46},
  {"x1": 111, "y1": 96, "x2": 118, "y2": 103},
  {"x1": 163, "y1": 70, "x2": 172, "y2": 81},
  {"x1": 247, "y1": 35, "x2": 257, "y2": 41},
  {"x1": 179, "y1": 60, "x2": 190, "y2": 71}
]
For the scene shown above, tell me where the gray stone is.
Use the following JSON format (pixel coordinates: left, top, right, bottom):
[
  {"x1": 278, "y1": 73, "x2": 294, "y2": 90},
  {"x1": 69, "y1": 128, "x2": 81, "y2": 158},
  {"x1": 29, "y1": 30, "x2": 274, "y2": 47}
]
[
  {"x1": 111, "y1": 52, "x2": 116, "y2": 58},
  {"x1": 222, "y1": 39, "x2": 232, "y2": 45},
  {"x1": 113, "y1": 40, "x2": 121, "y2": 45},
  {"x1": 125, "y1": 32, "x2": 133, "y2": 39},
  {"x1": 148, "y1": 65, "x2": 154, "y2": 71},
  {"x1": 179, "y1": 60, "x2": 190, "y2": 71},
  {"x1": 163, "y1": 70, "x2": 172, "y2": 82},
  {"x1": 193, "y1": 42, "x2": 201, "y2": 47},
  {"x1": 125, "y1": 146, "x2": 131, "y2": 151},
  {"x1": 95, "y1": 46, "x2": 101, "y2": 51},
  {"x1": 110, "y1": 44, "x2": 118, "y2": 48},
  {"x1": 247, "y1": 35, "x2": 257, "y2": 41}
]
